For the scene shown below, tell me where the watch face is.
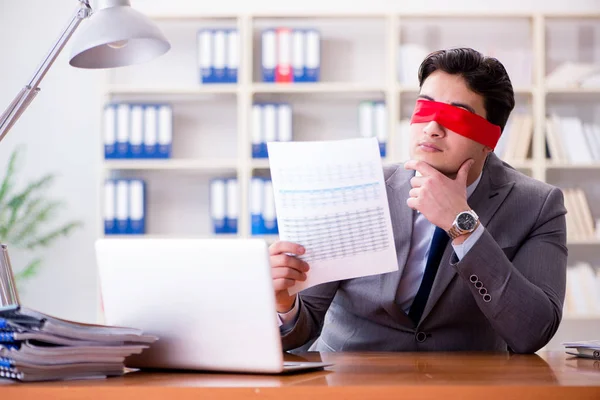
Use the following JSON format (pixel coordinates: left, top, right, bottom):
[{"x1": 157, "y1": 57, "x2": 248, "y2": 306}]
[{"x1": 457, "y1": 212, "x2": 476, "y2": 231}]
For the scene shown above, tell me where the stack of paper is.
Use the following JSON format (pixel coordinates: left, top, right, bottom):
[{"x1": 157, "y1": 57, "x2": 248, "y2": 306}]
[
  {"x1": 0, "y1": 305, "x2": 156, "y2": 382},
  {"x1": 563, "y1": 340, "x2": 600, "y2": 360}
]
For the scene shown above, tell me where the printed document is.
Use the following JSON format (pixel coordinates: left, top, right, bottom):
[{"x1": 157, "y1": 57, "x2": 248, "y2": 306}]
[{"x1": 267, "y1": 137, "x2": 399, "y2": 295}]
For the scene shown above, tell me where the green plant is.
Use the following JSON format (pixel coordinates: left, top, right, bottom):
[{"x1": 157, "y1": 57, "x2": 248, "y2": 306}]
[{"x1": 0, "y1": 145, "x2": 83, "y2": 282}]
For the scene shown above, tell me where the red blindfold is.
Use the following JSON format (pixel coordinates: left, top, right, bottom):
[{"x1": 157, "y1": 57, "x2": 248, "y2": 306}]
[{"x1": 410, "y1": 99, "x2": 501, "y2": 149}]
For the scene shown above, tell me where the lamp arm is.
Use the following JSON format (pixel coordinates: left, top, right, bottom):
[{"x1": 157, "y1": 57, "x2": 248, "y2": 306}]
[
  {"x1": 0, "y1": 0, "x2": 92, "y2": 144},
  {"x1": 0, "y1": 1, "x2": 92, "y2": 308}
]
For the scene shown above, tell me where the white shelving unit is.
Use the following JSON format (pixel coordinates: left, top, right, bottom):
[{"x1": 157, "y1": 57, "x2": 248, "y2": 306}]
[{"x1": 99, "y1": 12, "x2": 600, "y2": 347}]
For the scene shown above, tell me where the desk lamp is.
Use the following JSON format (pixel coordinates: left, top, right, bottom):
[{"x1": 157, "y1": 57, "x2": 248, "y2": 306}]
[{"x1": 0, "y1": 0, "x2": 170, "y2": 307}]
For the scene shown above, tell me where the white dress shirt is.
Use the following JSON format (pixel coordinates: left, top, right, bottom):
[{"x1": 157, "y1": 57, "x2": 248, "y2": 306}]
[{"x1": 278, "y1": 172, "x2": 484, "y2": 329}]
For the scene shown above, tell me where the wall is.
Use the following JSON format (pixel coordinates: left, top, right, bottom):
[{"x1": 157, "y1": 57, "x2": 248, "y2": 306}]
[{"x1": 0, "y1": 0, "x2": 598, "y2": 324}]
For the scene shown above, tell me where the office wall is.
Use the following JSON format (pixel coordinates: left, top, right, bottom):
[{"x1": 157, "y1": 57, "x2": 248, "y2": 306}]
[{"x1": 0, "y1": 0, "x2": 598, "y2": 325}]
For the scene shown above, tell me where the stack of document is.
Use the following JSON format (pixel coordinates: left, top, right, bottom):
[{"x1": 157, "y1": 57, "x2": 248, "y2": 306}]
[
  {"x1": 0, "y1": 305, "x2": 156, "y2": 382},
  {"x1": 563, "y1": 340, "x2": 600, "y2": 360}
]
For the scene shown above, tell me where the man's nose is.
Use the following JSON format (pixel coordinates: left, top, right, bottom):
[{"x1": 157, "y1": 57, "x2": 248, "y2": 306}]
[{"x1": 423, "y1": 120, "x2": 446, "y2": 138}]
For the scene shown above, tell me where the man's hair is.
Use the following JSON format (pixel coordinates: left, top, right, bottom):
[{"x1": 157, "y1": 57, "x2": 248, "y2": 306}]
[{"x1": 418, "y1": 48, "x2": 515, "y2": 132}]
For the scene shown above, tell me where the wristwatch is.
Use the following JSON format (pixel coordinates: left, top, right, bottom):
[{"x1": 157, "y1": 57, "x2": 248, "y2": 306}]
[{"x1": 447, "y1": 209, "x2": 480, "y2": 240}]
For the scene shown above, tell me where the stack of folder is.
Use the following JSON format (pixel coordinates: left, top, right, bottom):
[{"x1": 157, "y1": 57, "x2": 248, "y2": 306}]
[
  {"x1": 563, "y1": 340, "x2": 600, "y2": 360},
  {"x1": 0, "y1": 305, "x2": 156, "y2": 382}
]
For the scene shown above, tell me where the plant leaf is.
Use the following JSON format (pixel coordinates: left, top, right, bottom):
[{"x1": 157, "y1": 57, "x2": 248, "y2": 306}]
[
  {"x1": 14, "y1": 257, "x2": 42, "y2": 282},
  {"x1": 24, "y1": 221, "x2": 83, "y2": 250},
  {"x1": 4, "y1": 174, "x2": 55, "y2": 238},
  {"x1": 9, "y1": 200, "x2": 61, "y2": 246}
]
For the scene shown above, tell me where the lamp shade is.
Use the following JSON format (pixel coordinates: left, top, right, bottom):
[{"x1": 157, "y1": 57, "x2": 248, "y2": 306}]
[{"x1": 69, "y1": 5, "x2": 170, "y2": 69}]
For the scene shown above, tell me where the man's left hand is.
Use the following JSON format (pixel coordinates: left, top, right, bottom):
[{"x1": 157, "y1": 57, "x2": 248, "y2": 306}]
[{"x1": 404, "y1": 158, "x2": 474, "y2": 231}]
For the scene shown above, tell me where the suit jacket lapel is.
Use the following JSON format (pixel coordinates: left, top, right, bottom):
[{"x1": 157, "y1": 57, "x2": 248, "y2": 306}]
[
  {"x1": 380, "y1": 167, "x2": 415, "y2": 329},
  {"x1": 418, "y1": 153, "x2": 515, "y2": 325}
]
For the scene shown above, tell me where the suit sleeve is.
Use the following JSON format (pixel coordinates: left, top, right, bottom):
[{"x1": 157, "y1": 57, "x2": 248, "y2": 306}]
[
  {"x1": 449, "y1": 187, "x2": 567, "y2": 353},
  {"x1": 280, "y1": 281, "x2": 340, "y2": 351}
]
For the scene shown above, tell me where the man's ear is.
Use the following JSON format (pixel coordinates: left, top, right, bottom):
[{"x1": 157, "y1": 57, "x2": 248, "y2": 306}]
[{"x1": 483, "y1": 146, "x2": 493, "y2": 154}]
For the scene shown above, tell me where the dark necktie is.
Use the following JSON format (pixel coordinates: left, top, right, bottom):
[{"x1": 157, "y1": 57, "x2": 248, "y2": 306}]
[{"x1": 408, "y1": 226, "x2": 450, "y2": 324}]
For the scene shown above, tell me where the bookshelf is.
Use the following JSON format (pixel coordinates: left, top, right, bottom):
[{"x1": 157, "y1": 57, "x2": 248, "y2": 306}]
[{"x1": 99, "y1": 12, "x2": 600, "y2": 342}]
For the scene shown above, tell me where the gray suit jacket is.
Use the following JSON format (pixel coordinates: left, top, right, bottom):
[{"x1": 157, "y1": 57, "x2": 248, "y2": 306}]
[{"x1": 280, "y1": 153, "x2": 567, "y2": 353}]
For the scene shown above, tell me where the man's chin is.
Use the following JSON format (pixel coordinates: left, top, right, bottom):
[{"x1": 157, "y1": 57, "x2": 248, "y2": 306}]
[{"x1": 411, "y1": 155, "x2": 456, "y2": 177}]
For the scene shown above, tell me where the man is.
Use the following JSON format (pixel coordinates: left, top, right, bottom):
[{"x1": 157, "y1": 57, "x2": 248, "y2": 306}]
[{"x1": 269, "y1": 48, "x2": 567, "y2": 353}]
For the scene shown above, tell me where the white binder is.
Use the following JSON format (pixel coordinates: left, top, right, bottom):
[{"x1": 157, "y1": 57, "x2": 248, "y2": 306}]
[
  {"x1": 226, "y1": 29, "x2": 239, "y2": 83},
  {"x1": 277, "y1": 104, "x2": 292, "y2": 142},
  {"x1": 210, "y1": 179, "x2": 227, "y2": 234},
  {"x1": 103, "y1": 180, "x2": 116, "y2": 235},
  {"x1": 103, "y1": 105, "x2": 117, "y2": 159},
  {"x1": 128, "y1": 180, "x2": 145, "y2": 235},
  {"x1": 129, "y1": 105, "x2": 144, "y2": 158},
  {"x1": 198, "y1": 29, "x2": 213, "y2": 83},
  {"x1": 115, "y1": 180, "x2": 129, "y2": 234},
  {"x1": 143, "y1": 105, "x2": 158, "y2": 158},
  {"x1": 116, "y1": 104, "x2": 130, "y2": 158},
  {"x1": 226, "y1": 178, "x2": 239, "y2": 234}
]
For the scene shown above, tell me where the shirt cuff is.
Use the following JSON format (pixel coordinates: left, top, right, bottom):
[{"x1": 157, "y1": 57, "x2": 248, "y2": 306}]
[
  {"x1": 277, "y1": 295, "x2": 300, "y2": 332},
  {"x1": 452, "y1": 223, "x2": 485, "y2": 260}
]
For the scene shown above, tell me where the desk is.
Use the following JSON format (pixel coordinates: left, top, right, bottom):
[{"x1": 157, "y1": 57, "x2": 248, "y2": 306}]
[{"x1": 4, "y1": 351, "x2": 600, "y2": 399}]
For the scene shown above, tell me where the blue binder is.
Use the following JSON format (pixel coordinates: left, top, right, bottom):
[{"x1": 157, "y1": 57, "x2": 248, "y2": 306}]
[
  {"x1": 103, "y1": 104, "x2": 117, "y2": 159},
  {"x1": 304, "y1": 29, "x2": 320, "y2": 82},
  {"x1": 226, "y1": 29, "x2": 239, "y2": 83},
  {"x1": 250, "y1": 177, "x2": 265, "y2": 235},
  {"x1": 115, "y1": 179, "x2": 129, "y2": 234},
  {"x1": 129, "y1": 104, "x2": 144, "y2": 159},
  {"x1": 225, "y1": 178, "x2": 238, "y2": 234},
  {"x1": 213, "y1": 29, "x2": 226, "y2": 83},
  {"x1": 103, "y1": 180, "x2": 117, "y2": 235},
  {"x1": 292, "y1": 29, "x2": 305, "y2": 82},
  {"x1": 261, "y1": 29, "x2": 276, "y2": 82},
  {"x1": 116, "y1": 104, "x2": 130, "y2": 159},
  {"x1": 198, "y1": 29, "x2": 213, "y2": 83},
  {"x1": 128, "y1": 179, "x2": 146, "y2": 235},
  {"x1": 210, "y1": 178, "x2": 227, "y2": 234},
  {"x1": 157, "y1": 104, "x2": 172, "y2": 159},
  {"x1": 143, "y1": 105, "x2": 158, "y2": 159},
  {"x1": 263, "y1": 179, "x2": 278, "y2": 235}
]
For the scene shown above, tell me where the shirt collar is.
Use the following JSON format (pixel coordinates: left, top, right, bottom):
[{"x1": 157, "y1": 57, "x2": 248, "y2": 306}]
[{"x1": 467, "y1": 171, "x2": 482, "y2": 199}]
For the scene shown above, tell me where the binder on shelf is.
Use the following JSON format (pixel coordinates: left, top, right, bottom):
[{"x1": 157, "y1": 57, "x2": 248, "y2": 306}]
[
  {"x1": 226, "y1": 29, "x2": 239, "y2": 83},
  {"x1": 276, "y1": 28, "x2": 292, "y2": 83},
  {"x1": 213, "y1": 29, "x2": 227, "y2": 83},
  {"x1": 263, "y1": 179, "x2": 278, "y2": 235},
  {"x1": 261, "y1": 29, "x2": 276, "y2": 83},
  {"x1": 252, "y1": 104, "x2": 265, "y2": 158},
  {"x1": 359, "y1": 101, "x2": 386, "y2": 157},
  {"x1": 292, "y1": 29, "x2": 305, "y2": 82},
  {"x1": 226, "y1": 179, "x2": 239, "y2": 234},
  {"x1": 250, "y1": 178, "x2": 265, "y2": 235},
  {"x1": 116, "y1": 104, "x2": 130, "y2": 159},
  {"x1": 305, "y1": 29, "x2": 320, "y2": 82},
  {"x1": 198, "y1": 29, "x2": 213, "y2": 83},
  {"x1": 374, "y1": 101, "x2": 387, "y2": 157},
  {"x1": 129, "y1": 105, "x2": 144, "y2": 159},
  {"x1": 128, "y1": 180, "x2": 146, "y2": 235},
  {"x1": 277, "y1": 103, "x2": 292, "y2": 142},
  {"x1": 210, "y1": 179, "x2": 227, "y2": 234},
  {"x1": 157, "y1": 105, "x2": 172, "y2": 159},
  {"x1": 103, "y1": 180, "x2": 116, "y2": 235},
  {"x1": 143, "y1": 105, "x2": 158, "y2": 159},
  {"x1": 115, "y1": 180, "x2": 129, "y2": 235},
  {"x1": 103, "y1": 104, "x2": 117, "y2": 159},
  {"x1": 263, "y1": 104, "x2": 277, "y2": 155}
]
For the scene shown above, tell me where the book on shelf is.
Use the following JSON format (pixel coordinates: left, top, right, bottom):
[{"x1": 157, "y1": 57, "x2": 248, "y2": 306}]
[
  {"x1": 562, "y1": 188, "x2": 597, "y2": 242},
  {"x1": 546, "y1": 61, "x2": 600, "y2": 89},
  {"x1": 564, "y1": 263, "x2": 600, "y2": 319},
  {"x1": 496, "y1": 113, "x2": 533, "y2": 163},
  {"x1": 0, "y1": 304, "x2": 156, "y2": 382},
  {"x1": 546, "y1": 115, "x2": 600, "y2": 164}
]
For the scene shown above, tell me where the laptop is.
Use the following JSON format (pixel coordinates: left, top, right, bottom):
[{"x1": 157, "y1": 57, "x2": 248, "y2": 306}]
[{"x1": 95, "y1": 238, "x2": 332, "y2": 374}]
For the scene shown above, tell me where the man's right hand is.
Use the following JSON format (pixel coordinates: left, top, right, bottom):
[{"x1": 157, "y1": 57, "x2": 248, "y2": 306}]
[{"x1": 269, "y1": 240, "x2": 310, "y2": 313}]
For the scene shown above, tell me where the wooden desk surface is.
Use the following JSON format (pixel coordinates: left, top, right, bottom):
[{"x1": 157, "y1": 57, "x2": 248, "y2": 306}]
[{"x1": 4, "y1": 351, "x2": 600, "y2": 400}]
